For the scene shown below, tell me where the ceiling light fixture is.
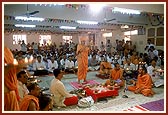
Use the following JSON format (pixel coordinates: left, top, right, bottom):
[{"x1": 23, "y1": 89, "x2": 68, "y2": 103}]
[
  {"x1": 15, "y1": 24, "x2": 36, "y2": 28},
  {"x1": 89, "y1": 4, "x2": 106, "y2": 13},
  {"x1": 77, "y1": 20, "x2": 98, "y2": 25},
  {"x1": 103, "y1": 32, "x2": 112, "y2": 37},
  {"x1": 59, "y1": 26, "x2": 76, "y2": 29},
  {"x1": 112, "y1": 7, "x2": 141, "y2": 15},
  {"x1": 121, "y1": 25, "x2": 129, "y2": 29},
  {"x1": 15, "y1": 16, "x2": 44, "y2": 21}
]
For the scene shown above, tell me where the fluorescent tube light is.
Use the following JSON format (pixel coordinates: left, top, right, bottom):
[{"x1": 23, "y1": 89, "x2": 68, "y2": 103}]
[
  {"x1": 77, "y1": 20, "x2": 98, "y2": 25},
  {"x1": 112, "y1": 7, "x2": 141, "y2": 15},
  {"x1": 15, "y1": 24, "x2": 36, "y2": 28},
  {"x1": 60, "y1": 26, "x2": 76, "y2": 29},
  {"x1": 15, "y1": 16, "x2": 44, "y2": 21}
]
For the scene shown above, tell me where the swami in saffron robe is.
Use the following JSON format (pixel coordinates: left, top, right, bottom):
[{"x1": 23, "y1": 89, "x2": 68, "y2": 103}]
[
  {"x1": 4, "y1": 46, "x2": 20, "y2": 111},
  {"x1": 128, "y1": 73, "x2": 155, "y2": 96},
  {"x1": 76, "y1": 44, "x2": 89, "y2": 81}
]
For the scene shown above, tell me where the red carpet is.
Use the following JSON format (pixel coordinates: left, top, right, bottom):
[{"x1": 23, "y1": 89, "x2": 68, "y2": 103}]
[{"x1": 70, "y1": 80, "x2": 100, "y2": 89}]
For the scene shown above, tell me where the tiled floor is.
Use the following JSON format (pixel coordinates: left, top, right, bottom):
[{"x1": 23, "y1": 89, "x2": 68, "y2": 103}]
[{"x1": 37, "y1": 71, "x2": 165, "y2": 112}]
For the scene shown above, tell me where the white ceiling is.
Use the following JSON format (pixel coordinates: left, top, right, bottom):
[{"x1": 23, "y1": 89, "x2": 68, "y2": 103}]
[
  {"x1": 106, "y1": 4, "x2": 164, "y2": 14},
  {"x1": 3, "y1": 3, "x2": 165, "y2": 33}
]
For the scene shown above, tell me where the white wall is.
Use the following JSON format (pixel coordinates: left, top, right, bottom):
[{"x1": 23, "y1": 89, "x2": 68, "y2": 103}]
[
  {"x1": 4, "y1": 32, "x2": 79, "y2": 50},
  {"x1": 4, "y1": 29, "x2": 163, "y2": 53},
  {"x1": 130, "y1": 35, "x2": 146, "y2": 53}
]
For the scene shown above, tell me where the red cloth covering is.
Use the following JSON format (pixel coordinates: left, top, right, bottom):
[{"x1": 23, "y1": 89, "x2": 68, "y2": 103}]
[
  {"x1": 64, "y1": 96, "x2": 78, "y2": 106},
  {"x1": 84, "y1": 87, "x2": 118, "y2": 102}
]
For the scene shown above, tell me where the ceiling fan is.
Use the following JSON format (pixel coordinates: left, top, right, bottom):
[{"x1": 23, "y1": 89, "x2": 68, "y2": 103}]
[
  {"x1": 103, "y1": 10, "x2": 116, "y2": 23},
  {"x1": 21, "y1": 4, "x2": 39, "y2": 17},
  {"x1": 104, "y1": 18, "x2": 116, "y2": 23}
]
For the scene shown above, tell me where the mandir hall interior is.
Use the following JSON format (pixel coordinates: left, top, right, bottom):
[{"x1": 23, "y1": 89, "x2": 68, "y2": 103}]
[{"x1": 3, "y1": 3, "x2": 165, "y2": 111}]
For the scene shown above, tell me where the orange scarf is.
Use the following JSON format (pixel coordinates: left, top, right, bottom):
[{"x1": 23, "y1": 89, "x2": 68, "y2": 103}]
[{"x1": 19, "y1": 95, "x2": 39, "y2": 111}]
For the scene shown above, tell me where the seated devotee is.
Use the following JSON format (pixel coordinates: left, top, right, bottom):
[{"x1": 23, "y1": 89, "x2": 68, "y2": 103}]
[
  {"x1": 99, "y1": 56, "x2": 112, "y2": 75},
  {"x1": 130, "y1": 52, "x2": 137, "y2": 64},
  {"x1": 88, "y1": 54, "x2": 100, "y2": 71},
  {"x1": 113, "y1": 52, "x2": 122, "y2": 65},
  {"x1": 27, "y1": 54, "x2": 37, "y2": 70},
  {"x1": 123, "y1": 58, "x2": 136, "y2": 71},
  {"x1": 60, "y1": 54, "x2": 67, "y2": 70},
  {"x1": 147, "y1": 59, "x2": 164, "y2": 87},
  {"x1": 50, "y1": 69, "x2": 78, "y2": 107},
  {"x1": 132, "y1": 55, "x2": 139, "y2": 65},
  {"x1": 17, "y1": 71, "x2": 29, "y2": 102},
  {"x1": 127, "y1": 65, "x2": 155, "y2": 96},
  {"x1": 74, "y1": 57, "x2": 78, "y2": 68},
  {"x1": 64, "y1": 56, "x2": 77, "y2": 73},
  {"x1": 105, "y1": 63, "x2": 124, "y2": 87},
  {"x1": 148, "y1": 46, "x2": 158, "y2": 61},
  {"x1": 19, "y1": 82, "x2": 41, "y2": 111},
  {"x1": 137, "y1": 58, "x2": 148, "y2": 69},
  {"x1": 156, "y1": 56, "x2": 162, "y2": 67},
  {"x1": 39, "y1": 94, "x2": 53, "y2": 111},
  {"x1": 43, "y1": 57, "x2": 49, "y2": 70},
  {"x1": 107, "y1": 53, "x2": 113, "y2": 64},
  {"x1": 48, "y1": 56, "x2": 58, "y2": 73},
  {"x1": 123, "y1": 58, "x2": 136, "y2": 79},
  {"x1": 98, "y1": 55, "x2": 105, "y2": 63},
  {"x1": 121, "y1": 55, "x2": 128, "y2": 65},
  {"x1": 33, "y1": 56, "x2": 49, "y2": 76}
]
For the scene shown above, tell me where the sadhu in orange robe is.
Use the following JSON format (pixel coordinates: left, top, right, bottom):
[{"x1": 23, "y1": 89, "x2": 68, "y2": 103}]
[
  {"x1": 99, "y1": 61, "x2": 112, "y2": 75},
  {"x1": 128, "y1": 73, "x2": 155, "y2": 96},
  {"x1": 76, "y1": 44, "x2": 89, "y2": 82},
  {"x1": 106, "y1": 68, "x2": 124, "y2": 87},
  {"x1": 19, "y1": 95, "x2": 39, "y2": 111},
  {"x1": 4, "y1": 46, "x2": 20, "y2": 111}
]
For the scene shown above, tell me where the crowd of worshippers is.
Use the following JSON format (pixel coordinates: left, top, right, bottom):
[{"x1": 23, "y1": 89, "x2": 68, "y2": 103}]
[
  {"x1": 12, "y1": 39, "x2": 164, "y2": 87},
  {"x1": 12, "y1": 40, "x2": 163, "y2": 79},
  {"x1": 7, "y1": 39, "x2": 164, "y2": 111},
  {"x1": 11, "y1": 39, "x2": 164, "y2": 77}
]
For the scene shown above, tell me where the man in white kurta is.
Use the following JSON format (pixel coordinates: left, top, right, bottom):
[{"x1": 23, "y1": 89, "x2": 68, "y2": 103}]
[
  {"x1": 64, "y1": 56, "x2": 76, "y2": 73},
  {"x1": 17, "y1": 71, "x2": 29, "y2": 102},
  {"x1": 123, "y1": 59, "x2": 136, "y2": 71},
  {"x1": 65, "y1": 56, "x2": 75, "y2": 69},
  {"x1": 147, "y1": 59, "x2": 163, "y2": 87},
  {"x1": 60, "y1": 55, "x2": 67, "y2": 69},
  {"x1": 48, "y1": 56, "x2": 58, "y2": 72},
  {"x1": 33, "y1": 56, "x2": 46, "y2": 70},
  {"x1": 50, "y1": 69, "x2": 78, "y2": 107}
]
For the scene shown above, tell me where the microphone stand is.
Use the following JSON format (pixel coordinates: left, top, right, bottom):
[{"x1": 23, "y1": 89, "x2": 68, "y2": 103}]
[{"x1": 122, "y1": 78, "x2": 128, "y2": 98}]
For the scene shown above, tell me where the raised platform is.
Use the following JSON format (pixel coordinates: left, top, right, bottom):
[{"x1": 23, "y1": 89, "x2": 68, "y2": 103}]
[{"x1": 84, "y1": 85, "x2": 119, "y2": 102}]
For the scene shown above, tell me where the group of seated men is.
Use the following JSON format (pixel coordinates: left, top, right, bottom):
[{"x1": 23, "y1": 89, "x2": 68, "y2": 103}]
[
  {"x1": 16, "y1": 70, "x2": 53, "y2": 111},
  {"x1": 12, "y1": 47, "x2": 164, "y2": 110},
  {"x1": 16, "y1": 68, "x2": 80, "y2": 110},
  {"x1": 16, "y1": 59, "x2": 163, "y2": 111}
]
